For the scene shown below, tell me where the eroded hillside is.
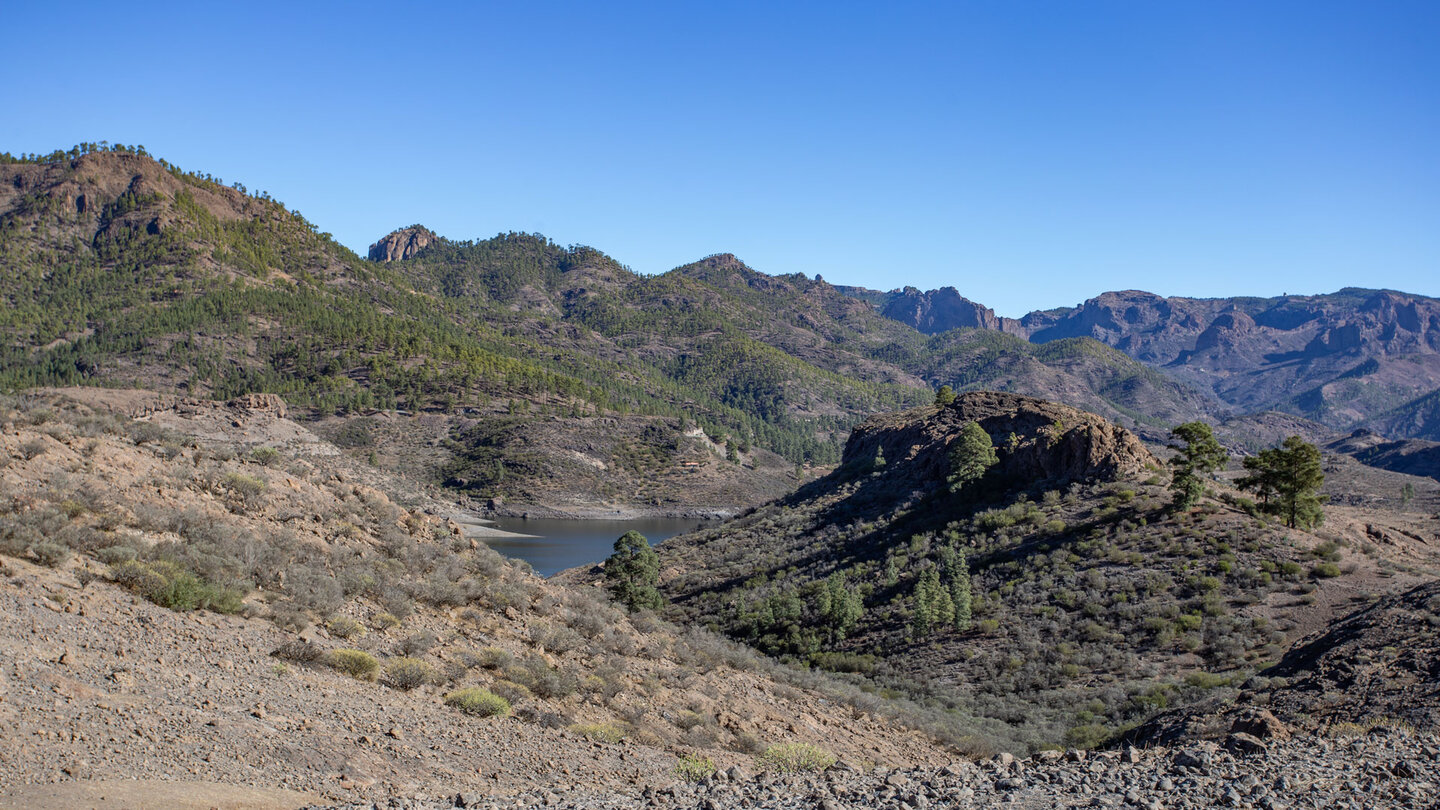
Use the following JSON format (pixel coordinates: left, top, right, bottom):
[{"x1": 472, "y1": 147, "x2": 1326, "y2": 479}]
[{"x1": 0, "y1": 390, "x2": 948, "y2": 806}]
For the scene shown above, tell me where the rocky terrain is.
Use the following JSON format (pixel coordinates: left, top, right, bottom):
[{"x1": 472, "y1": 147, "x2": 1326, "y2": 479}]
[
  {"x1": 309, "y1": 726, "x2": 1440, "y2": 809},
  {"x1": 3, "y1": 144, "x2": 1440, "y2": 809},
  {"x1": 2, "y1": 390, "x2": 1439, "y2": 809},
  {"x1": 619, "y1": 391, "x2": 1440, "y2": 755},
  {"x1": 1327, "y1": 429, "x2": 1440, "y2": 484},
  {"x1": 369, "y1": 226, "x2": 438, "y2": 263},
  {"x1": 879, "y1": 286, "x2": 1025, "y2": 337},
  {"x1": 0, "y1": 390, "x2": 943, "y2": 808}
]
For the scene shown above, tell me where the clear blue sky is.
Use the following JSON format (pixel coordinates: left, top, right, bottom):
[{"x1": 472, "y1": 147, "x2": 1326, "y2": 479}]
[{"x1": 4, "y1": 1, "x2": 1436, "y2": 317}]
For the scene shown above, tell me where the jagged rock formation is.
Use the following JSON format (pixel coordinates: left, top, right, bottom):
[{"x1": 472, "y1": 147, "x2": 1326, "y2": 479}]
[
  {"x1": 880, "y1": 286, "x2": 1025, "y2": 336},
  {"x1": 368, "y1": 225, "x2": 436, "y2": 262}
]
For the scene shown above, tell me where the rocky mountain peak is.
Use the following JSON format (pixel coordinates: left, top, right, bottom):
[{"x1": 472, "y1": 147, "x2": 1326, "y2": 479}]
[
  {"x1": 368, "y1": 225, "x2": 437, "y2": 262},
  {"x1": 880, "y1": 286, "x2": 1025, "y2": 336}
]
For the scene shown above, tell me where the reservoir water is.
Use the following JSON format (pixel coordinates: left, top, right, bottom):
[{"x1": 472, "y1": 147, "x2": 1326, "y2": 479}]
[{"x1": 483, "y1": 517, "x2": 711, "y2": 577}]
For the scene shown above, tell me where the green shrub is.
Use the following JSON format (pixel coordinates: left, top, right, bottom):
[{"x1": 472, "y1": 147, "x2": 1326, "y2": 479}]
[
  {"x1": 271, "y1": 639, "x2": 323, "y2": 663},
  {"x1": 250, "y1": 447, "x2": 281, "y2": 466},
  {"x1": 674, "y1": 753, "x2": 717, "y2": 782},
  {"x1": 370, "y1": 612, "x2": 401, "y2": 630},
  {"x1": 571, "y1": 722, "x2": 626, "y2": 743},
  {"x1": 324, "y1": 648, "x2": 380, "y2": 681},
  {"x1": 490, "y1": 680, "x2": 532, "y2": 704},
  {"x1": 445, "y1": 687, "x2": 510, "y2": 717},
  {"x1": 382, "y1": 657, "x2": 438, "y2": 690},
  {"x1": 327, "y1": 615, "x2": 367, "y2": 639},
  {"x1": 476, "y1": 646, "x2": 512, "y2": 669},
  {"x1": 756, "y1": 742, "x2": 836, "y2": 772},
  {"x1": 221, "y1": 472, "x2": 267, "y2": 508},
  {"x1": 1064, "y1": 723, "x2": 1113, "y2": 749},
  {"x1": 1311, "y1": 562, "x2": 1342, "y2": 578},
  {"x1": 110, "y1": 559, "x2": 243, "y2": 613},
  {"x1": 96, "y1": 545, "x2": 138, "y2": 565},
  {"x1": 1183, "y1": 671, "x2": 1229, "y2": 689}
]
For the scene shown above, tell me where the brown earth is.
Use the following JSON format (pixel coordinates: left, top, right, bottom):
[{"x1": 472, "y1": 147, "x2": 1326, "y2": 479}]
[{"x1": 0, "y1": 389, "x2": 946, "y2": 806}]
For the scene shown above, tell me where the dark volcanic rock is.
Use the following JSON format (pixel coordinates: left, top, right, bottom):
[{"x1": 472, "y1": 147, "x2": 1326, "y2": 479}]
[
  {"x1": 843, "y1": 390, "x2": 1158, "y2": 491},
  {"x1": 1258, "y1": 579, "x2": 1440, "y2": 730}
]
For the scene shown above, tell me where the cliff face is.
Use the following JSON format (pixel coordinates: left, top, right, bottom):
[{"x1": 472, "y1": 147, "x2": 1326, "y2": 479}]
[
  {"x1": 880, "y1": 286, "x2": 1026, "y2": 336},
  {"x1": 368, "y1": 225, "x2": 437, "y2": 262}
]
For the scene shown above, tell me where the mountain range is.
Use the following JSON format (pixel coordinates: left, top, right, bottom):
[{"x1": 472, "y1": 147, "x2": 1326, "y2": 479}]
[
  {"x1": 853, "y1": 284, "x2": 1440, "y2": 438},
  {"x1": 2, "y1": 145, "x2": 1438, "y2": 516}
]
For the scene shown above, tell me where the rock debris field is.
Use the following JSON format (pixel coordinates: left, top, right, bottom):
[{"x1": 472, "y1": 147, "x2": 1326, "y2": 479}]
[{"x1": 312, "y1": 728, "x2": 1440, "y2": 810}]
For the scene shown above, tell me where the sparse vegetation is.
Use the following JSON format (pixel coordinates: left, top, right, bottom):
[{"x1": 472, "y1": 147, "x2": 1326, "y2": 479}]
[
  {"x1": 445, "y1": 687, "x2": 511, "y2": 718},
  {"x1": 674, "y1": 753, "x2": 718, "y2": 781},
  {"x1": 571, "y1": 723, "x2": 626, "y2": 744},
  {"x1": 382, "y1": 657, "x2": 438, "y2": 690},
  {"x1": 757, "y1": 742, "x2": 836, "y2": 772},
  {"x1": 324, "y1": 648, "x2": 380, "y2": 681},
  {"x1": 110, "y1": 559, "x2": 243, "y2": 613}
]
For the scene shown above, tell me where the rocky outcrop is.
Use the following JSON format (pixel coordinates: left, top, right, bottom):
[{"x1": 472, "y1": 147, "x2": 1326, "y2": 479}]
[
  {"x1": 1133, "y1": 580, "x2": 1440, "y2": 748},
  {"x1": 368, "y1": 225, "x2": 436, "y2": 262},
  {"x1": 880, "y1": 286, "x2": 1025, "y2": 335},
  {"x1": 227, "y1": 391, "x2": 287, "y2": 418},
  {"x1": 842, "y1": 390, "x2": 1157, "y2": 490}
]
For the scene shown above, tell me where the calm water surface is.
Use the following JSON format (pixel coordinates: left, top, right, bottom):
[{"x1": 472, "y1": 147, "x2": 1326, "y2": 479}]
[{"x1": 484, "y1": 517, "x2": 711, "y2": 577}]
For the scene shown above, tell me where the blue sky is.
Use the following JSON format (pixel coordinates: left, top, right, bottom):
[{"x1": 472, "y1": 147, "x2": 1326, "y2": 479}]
[{"x1": 3, "y1": 1, "x2": 1436, "y2": 317}]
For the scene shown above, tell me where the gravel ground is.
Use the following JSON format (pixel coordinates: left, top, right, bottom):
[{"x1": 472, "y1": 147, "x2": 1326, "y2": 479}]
[{"x1": 311, "y1": 727, "x2": 1440, "y2": 810}]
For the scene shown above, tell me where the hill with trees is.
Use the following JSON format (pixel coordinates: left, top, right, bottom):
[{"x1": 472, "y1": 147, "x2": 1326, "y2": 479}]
[{"x1": 620, "y1": 392, "x2": 1440, "y2": 753}]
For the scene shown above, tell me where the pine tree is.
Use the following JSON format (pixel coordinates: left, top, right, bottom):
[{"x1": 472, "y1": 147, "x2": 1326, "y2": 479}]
[
  {"x1": 604, "y1": 531, "x2": 664, "y2": 611},
  {"x1": 912, "y1": 567, "x2": 945, "y2": 638},
  {"x1": 1238, "y1": 436, "x2": 1326, "y2": 529},
  {"x1": 948, "y1": 421, "x2": 997, "y2": 493},
  {"x1": 1168, "y1": 421, "x2": 1227, "y2": 509}
]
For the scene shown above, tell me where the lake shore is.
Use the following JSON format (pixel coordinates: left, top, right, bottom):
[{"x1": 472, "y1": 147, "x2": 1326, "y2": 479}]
[{"x1": 482, "y1": 503, "x2": 741, "y2": 521}]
